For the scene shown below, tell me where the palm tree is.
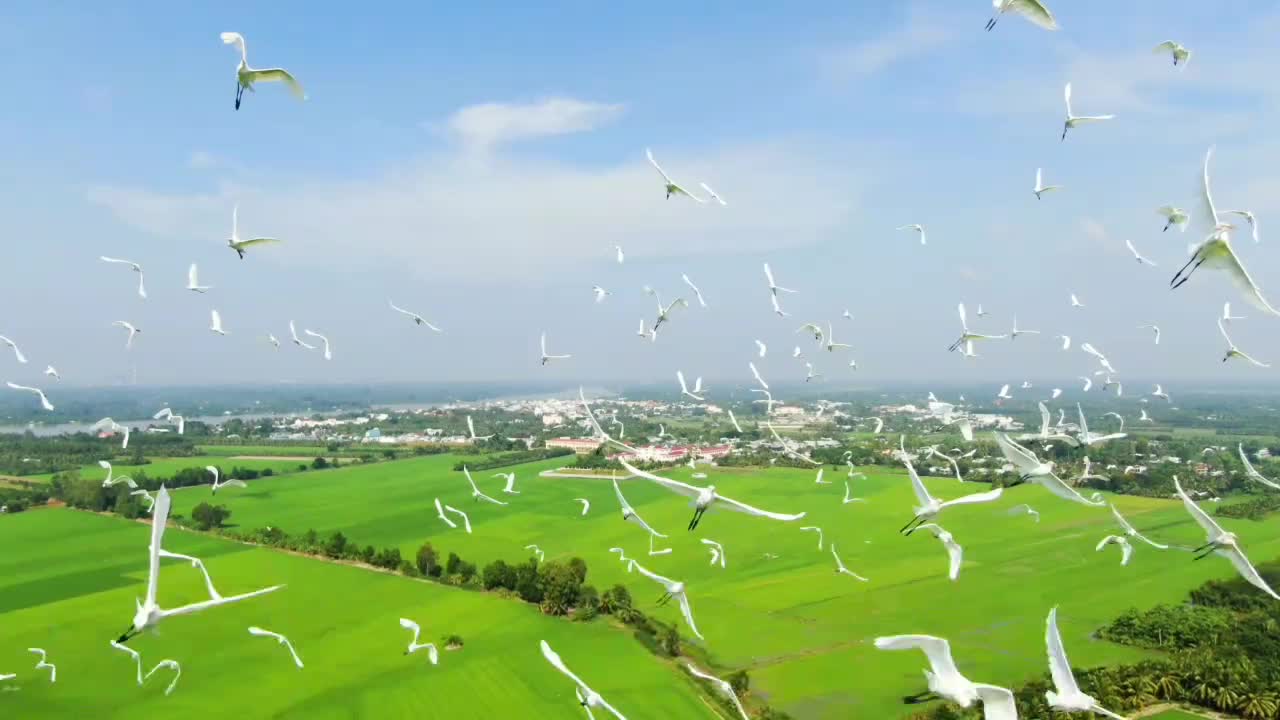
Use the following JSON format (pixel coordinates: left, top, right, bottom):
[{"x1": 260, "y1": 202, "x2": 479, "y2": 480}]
[{"x1": 1238, "y1": 691, "x2": 1278, "y2": 720}]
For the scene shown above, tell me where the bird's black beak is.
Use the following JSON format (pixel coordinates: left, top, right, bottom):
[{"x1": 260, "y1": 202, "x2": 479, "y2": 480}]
[{"x1": 117, "y1": 628, "x2": 134, "y2": 644}]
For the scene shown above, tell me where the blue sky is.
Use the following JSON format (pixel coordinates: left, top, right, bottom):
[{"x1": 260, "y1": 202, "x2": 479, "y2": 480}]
[{"x1": 2, "y1": 1, "x2": 1280, "y2": 393}]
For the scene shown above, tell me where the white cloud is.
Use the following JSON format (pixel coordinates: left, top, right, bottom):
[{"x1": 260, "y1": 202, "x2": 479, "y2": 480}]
[
  {"x1": 447, "y1": 97, "x2": 625, "y2": 151},
  {"x1": 821, "y1": 11, "x2": 951, "y2": 79},
  {"x1": 87, "y1": 141, "x2": 863, "y2": 282}
]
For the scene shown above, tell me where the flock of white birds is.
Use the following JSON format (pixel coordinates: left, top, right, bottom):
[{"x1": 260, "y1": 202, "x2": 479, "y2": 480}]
[{"x1": 4, "y1": 3, "x2": 1280, "y2": 718}]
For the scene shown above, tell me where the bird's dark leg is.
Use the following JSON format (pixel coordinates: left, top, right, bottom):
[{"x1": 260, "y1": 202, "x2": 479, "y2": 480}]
[
  {"x1": 1170, "y1": 252, "x2": 1201, "y2": 288},
  {"x1": 1192, "y1": 541, "x2": 1214, "y2": 553},
  {"x1": 234, "y1": 83, "x2": 243, "y2": 111},
  {"x1": 904, "y1": 691, "x2": 937, "y2": 704},
  {"x1": 116, "y1": 628, "x2": 135, "y2": 644},
  {"x1": 688, "y1": 509, "x2": 699, "y2": 531},
  {"x1": 236, "y1": 248, "x2": 245, "y2": 259},
  {"x1": 1172, "y1": 257, "x2": 1205, "y2": 290},
  {"x1": 900, "y1": 516, "x2": 922, "y2": 534},
  {"x1": 1061, "y1": 125, "x2": 1068, "y2": 142}
]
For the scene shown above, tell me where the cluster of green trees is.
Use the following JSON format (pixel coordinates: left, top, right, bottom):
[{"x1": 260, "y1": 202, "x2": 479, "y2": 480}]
[
  {"x1": 190, "y1": 502, "x2": 232, "y2": 530},
  {"x1": 0, "y1": 432, "x2": 197, "y2": 477},
  {"x1": 451, "y1": 447, "x2": 573, "y2": 471},
  {"x1": 1217, "y1": 494, "x2": 1280, "y2": 520},
  {"x1": 911, "y1": 563, "x2": 1280, "y2": 720}
]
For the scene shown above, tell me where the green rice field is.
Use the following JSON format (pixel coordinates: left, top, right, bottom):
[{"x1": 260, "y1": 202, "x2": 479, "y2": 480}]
[
  {"x1": 24, "y1": 456, "x2": 311, "y2": 484},
  {"x1": 6, "y1": 452, "x2": 1278, "y2": 718}
]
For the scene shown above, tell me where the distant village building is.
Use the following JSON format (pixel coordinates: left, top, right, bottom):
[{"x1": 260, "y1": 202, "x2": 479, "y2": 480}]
[{"x1": 545, "y1": 437, "x2": 604, "y2": 454}]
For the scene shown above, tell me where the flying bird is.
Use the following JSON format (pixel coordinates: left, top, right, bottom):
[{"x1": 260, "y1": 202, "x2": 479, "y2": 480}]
[
  {"x1": 574, "y1": 497, "x2": 590, "y2": 516},
  {"x1": 1125, "y1": 239, "x2": 1157, "y2": 267},
  {"x1": 540, "y1": 332, "x2": 571, "y2": 365},
  {"x1": 225, "y1": 205, "x2": 282, "y2": 259},
  {"x1": 684, "y1": 662, "x2": 748, "y2": 720},
  {"x1": 27, "y1": 648, "x2": 55, "y2": 683},
  {"x1": 100, "y1": 460, "x2": 137, "y2": 489},
  {"x1": 493, "y1": 472, "x2": 520, "y2": 495},
  {"x1": 615, "y1": 245, "x2": 625, "y2": 264},
  {"x1": 1224, "y1": 209, "x2": 1260, "y2": 244},
  {"x1": 540, "y1": 640, "x2": 627, "y2": 720},
  {"x1": 115, "y1": 487, "x2": 282, "y2": 644},
  {"x1": 44, "y1": 365, "x2": 60, "y2": 381},
  {"x1": 248, "y1": 627, "x2": 304, "y2": 669},
  {"x1": 1009, "y1": 316, "x2": 1040, "y2": 340},
  {"x1": 1176, "y1": 476, "x2": 1279, "y2": 599},
  {"x1": 676, "y1": 370, "x2": 705, "y2": 401},
  {"x1": 1075, "y1": 404, "x2": 1127, "y2": 447},
  {"x1": 948, "y1": 303, "x2": 1007, "y2": 354},
  {"x1": 681, "y1": 274, "x2": 708, "y2": 308},
  {"x1": 611, "y1": 479, "x2": 668, "y2": 539},
  {"x1": 525, "y1": 544, "x2": 545, "y2": 562},
  {"x1": 754, "y1": 340, "x2": 767, "y2": 358},
  {"x1": 1008, "y1": 504, "x2": 1040, "y2": 522},
  {"x1": 288, "y1": 321, "x2": 315, "y2": 350},
  {"x1": 1045, "y1": 607, "x2": 1129, "y2": 719},
  {"x1": 994, "y1": 434, "x2": 1104, "y2": 506},
  {"x1": 1239, "y1": 444, "x2": 1280, "y2": 491},
  {"x1": 210, "y1": 310, "x2": 228, "y2": 335},
  {"x1": 388, "y1": 301, "x2": 443, "y2": 331},
  {"x1": 1223, "y1": 302, "x2": 1246, "y2": 323},
  {"x1": 1033, "y1": 168, "x2": 1062, "y2": 199},
  {"x1": 915, "y1": 524, "x2": 964, "y2": 581},
  {"x1": 1109, "y1": 504, "x2": 1169, "y2": 550},
  {"x1": 986, "y1": 0, "x2": 1058, "y2": 31},
  {"x1": 1070, "y1": 293, "x2": 1084, "y2": 308},
  {"x1": 1152, "y1": 384, "x2": 1171, "y2": 401},
  {"x1": 186, "y1": 264, "x2": 211, "y2": 292},
  {"x1": 873, "y1": 635, "x2": 1017, "y2": 717},
  {"x1": 1171, "y1": 148, "x2": 1280, "y2": 316},
  {"x1": 1062, "y1": 82, "x2": 1115, "y2": 141},
  {"x1": 398, "y1": 618, "x2": 439, "y2": 663},
  {"x1": 628, "y1": 559, "x2": 702, "y2": 638},
  {"x1": 113, "y1": 321, "x2": 141, "y2": 349},
  {"x1": 645, "y1": 148, "x2": 704, "y2": 202},
  {"x1": 434, "y1": 498, "x2": 457, "y2": 529},
  {"x1": 1153, "y1": 40, "x2": 1192, "y2": 67},
  {"x1": 221, "y1": 32, "x2": 305, "y2": 110},
  {"x1": 699, "y1": 538, "x2": 727, "y2": 568},
  {"x1": 830, "y1": 543, "x2": 869, "y2": 581},
  {"x1": 6, "y1": 382, "x2": 53, "y2": 411},
  {"x1": 207, "y1": 466, "x2": 246, "y2": 494},
  {"x1": 897, "y1": 224, "x2": 927, "y2": 245},
  {"x1": 900, "y1": 457, "x2": 1003, "y2": 535},
  {"x1": 303, "y1": 330, "x2": 331, "y2": 360},
  {"x1": 0, "y1": 336, "x2": 27, "y2": 364},
  {"x1": 100, "y1": 257, "x2": 147, "y2": 299},
  {"x1": 622, "y1": 459, "x2": 804, "y2": 531},
  {"x1": 463, "y1": 466, "x2": 507, "y2": 505},
  {"x1": 800, "y1": 525, "x2": 825, "y2": 550},
  {"x1": 144, "y1": 659, "x2": 181, "y2": 696},
  {"x1": 1095, "y1": 535, "x2": 1134, "y2": 566},
  {"x1": 1158, "y1": 206, "x2": 1190, "y2": 232},
  {"x1": 1219, "y1": 318, "x2": 1269, "y2": 367},
  {"x1": 1056, "y1": 334, "x2": 1071, "y2": 350},
  {"x1": 591, "y1": 286, "x2": 610, "y2": 304}
]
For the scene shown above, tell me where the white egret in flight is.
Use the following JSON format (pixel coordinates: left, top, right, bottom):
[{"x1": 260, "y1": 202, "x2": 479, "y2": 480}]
[
  {"x1": 540, "y1": 332, "x2": 571, "y2": 365},
  {"x1": 874, "y1": 635, "x2": 1017, "y2": 716},
  {"x1": 398, "y1": 618, "x2": 439, "y2": 663},
  {"x1": 574, "y1": 498, "x2": 590, "y2": 516},
  {"x1": 830, "y1": 543, "x2": 869, "y2": 581},
  {"x1": 186, "y1": 264, "x2": 211, "y2": 293},
  {"x1": 0, "y1": 336, "x2": 27, "y2": 364},
  {"x1": 463, "y1": 466, "x2": 507, "y2": 505},
  {"x1": 1171, "y1": 148, "x2": 1280, "y2": 316},
  {"x1": 676, "y1": 370, "x2": 704, "y2": 401},
  {"x1": 645, "y1": 148, "x2": 704, "y2": 202},
  {"x1": 1223, "y1": 302, "x2": 1246, "y2": 323},
  {"x1": 610, "y1": 479, "x2": 667, "y2": 538},
  {"x1": 221, "y1": 32, "x2": 305, "y2": 110},
  {"x1": 897, "y1": 224, "x2": 926, "y2": 245},
  {"x1": 1033, "y1": 168, "x2": 1062, "y2": 199},
  {"x1": 1095, "y1": 535, "x2": 1134, "y2": 566},
  {"x1": 28, "y1": 648, "x2": 55, "y2": 683},
  {"x1": 1219, "y1": 318, "x2": 1269, "y2": 367},
  {"x1": 900, "y1": 457, "x2": 1003, "y2": 534},
  {"x1": 994, "y1": 434, "x2": 1104, "y2": 506},
  {"x1": 1153, "y1": 40, "x2": 1191, "y2": 67},
  {"x1": 1158, "y1": 206, "x2": 1190, "y2": 232},
  {"x1": 540, "y1": 640, "x2": 628, "y2": 719},
  {"x1": 288, "y1": 321, "x2": 314, "y2": 350},
  {"x1": 1108, "y1": 504, "x2": 1168, "y2": 550},
  {"x1": 622, "y1": 459, "x2": 804, "y2": 531},
  {"x1": 701, "y1": 538, "x2": 726, "y2": 568},
  {"x1": 915, "y1": 524, "x2": 963, "y2": 581},
  {"x1": 1239, "y1": 444, "x2": 1280, "y2": 491},
  {"x1": 681, "y1": 274, "x2": 707, "y2": 308},
  {"x1": 248, "y1": 627, "x2": 304, "y2": 669},
  {"x1": 388, "y1": 300, "x2": 442, "y2": 331},
  {"x1": 1045, "y1": 607, "x2": 1129, "y2": 718},
  {"x1": 210, "y1": 310, "x2": 228, "y2": 336},
  {"x1": 1125, "y1": 239, "x2": 1157, "y2": 267},
  {"x1": 303, "y1": 329, "x2": 331, "y2": 360},
  {"x1": 1061, "y1": 82, "x2": 1115, "y2": 141},
  {"x1": 44, "y1": 365, "x2": 60, "y2": 381},
  {"x1": 948, "y1": 303, "x2": 1006, "y2": 354},
  {"x1": 1008, "y1": 504, "x2": 1040, "y2": 522},
  {"x1": 113, "y1": 321, "x2": 141, "y2": 349},
  {"x1": 116, "y1": 487, "x2": 282, "y2": 643},
  {"x1": 100, "y1": 460, "x2": 137, "y2": 489},
  {"x1": 100, "y1": 256, "x2": 146, "y2": 299},
  {"x1": 987, "y1": 0, "x2": 1058, "y2": 31},
  {"x1": 1152, "y1": 384, "x2": 1171, "y2": 401},
  {"x1": 434, "y1": 498, "x2": 457, "y2": 528},
  {"x1": 628, "y1": 559, "x2": 703, "y2": 638},
  {"x1": 225, "y1": 204, "x2": 282, "y2": 259},
  {"x1": 208, "y1": 466, "x2": 246, "y2": 495},
  {"x1": 800, "y1": 525, "x2": 825, "y2": 550},
  {"x1": 1178, "y1": 476, "x2": 1280, "y2": 598},
  {"x1": 1224, "y1": 209, "x2": 1260, "y2": 244},
  {"x1": 6, "y1": 382, "x2": 53, "y2": 411},
  {"x1": 525, "y1": 544, "x2": 546, "y2": 562},
  {"x1": 685, "y1": 662, "x2": 748, "y2": 720}
]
